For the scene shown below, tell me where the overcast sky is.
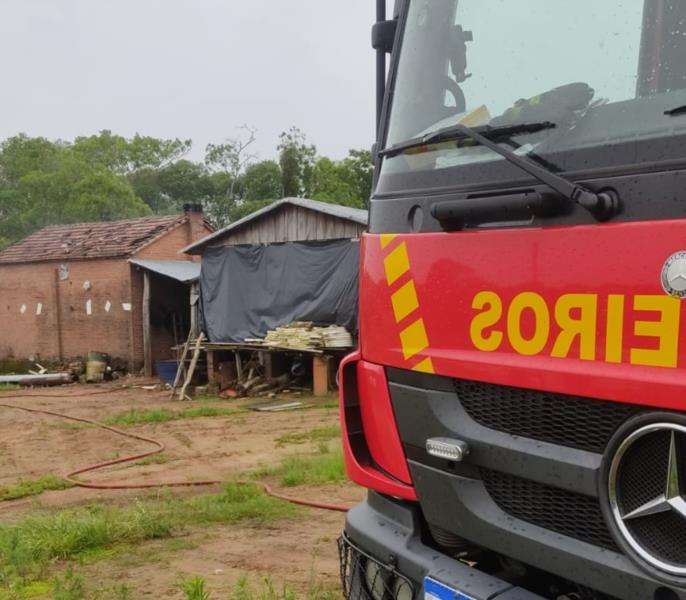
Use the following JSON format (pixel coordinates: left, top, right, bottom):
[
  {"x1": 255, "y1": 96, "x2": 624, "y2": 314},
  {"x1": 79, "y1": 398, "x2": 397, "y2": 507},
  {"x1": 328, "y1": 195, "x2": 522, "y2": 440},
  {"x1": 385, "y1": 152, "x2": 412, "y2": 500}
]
[{"x1": 0, "y1": 1, "x2": 376, "y2": 162}]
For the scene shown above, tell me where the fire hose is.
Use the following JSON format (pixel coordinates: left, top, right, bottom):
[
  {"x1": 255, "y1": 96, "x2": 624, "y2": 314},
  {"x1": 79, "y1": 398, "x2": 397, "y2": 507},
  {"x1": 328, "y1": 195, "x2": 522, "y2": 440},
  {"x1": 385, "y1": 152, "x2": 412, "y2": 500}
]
[{"x1": 0, "y1": 389, "x2": 351, "y2": 513}]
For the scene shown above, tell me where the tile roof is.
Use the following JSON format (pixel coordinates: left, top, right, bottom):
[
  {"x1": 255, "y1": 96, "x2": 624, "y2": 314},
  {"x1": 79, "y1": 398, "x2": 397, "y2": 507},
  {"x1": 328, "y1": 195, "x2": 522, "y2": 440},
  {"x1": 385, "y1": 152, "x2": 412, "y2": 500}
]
[
  {"x1": 0, "y1": 215, "x2": 187, "y2": 264},
  {"x1": 182, "y1": 197, "x2": 368, "y2": 254}
]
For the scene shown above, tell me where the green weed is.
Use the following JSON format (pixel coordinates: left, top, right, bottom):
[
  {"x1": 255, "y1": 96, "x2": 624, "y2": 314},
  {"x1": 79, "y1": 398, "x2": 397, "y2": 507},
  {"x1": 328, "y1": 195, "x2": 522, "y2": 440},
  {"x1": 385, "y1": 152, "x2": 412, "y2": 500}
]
[
  {"x1": 230, "y1": 574, "x2": 339, "y2": 600},
  {"x1": 112, "y1": 584, "x2": 131, "y2": 599},
  {"x1": 52, "y1": 567, "x2": 84, "y2": 600},
  {"x1": 178, "y1": 575, "x2": 211, "y2": 600},
  {"x1": 253, "y1": 448, "x2": 346, "y2": 487},
  {"x1": 0, "y1": 475, "x2": 73, "y2": 502},
  {"x1": 0, "y1": 384, "x2": 18, "y2": 393},
  {"x1": 103, "y1": 406, "x2": 243, "y2": 426},
  {"x1": 231, "y1": 575, "x2": 295, "y2": 600},
  {"x1": 275, "y1": 425, "x2": 340, "y2": 447}
]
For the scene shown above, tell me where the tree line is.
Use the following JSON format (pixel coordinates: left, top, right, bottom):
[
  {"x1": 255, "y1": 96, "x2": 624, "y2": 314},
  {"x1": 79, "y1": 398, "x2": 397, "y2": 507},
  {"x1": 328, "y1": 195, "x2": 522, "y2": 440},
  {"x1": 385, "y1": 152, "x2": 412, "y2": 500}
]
[{"x1": 0, "y1": 127, "x2": 373, "y2": 249}]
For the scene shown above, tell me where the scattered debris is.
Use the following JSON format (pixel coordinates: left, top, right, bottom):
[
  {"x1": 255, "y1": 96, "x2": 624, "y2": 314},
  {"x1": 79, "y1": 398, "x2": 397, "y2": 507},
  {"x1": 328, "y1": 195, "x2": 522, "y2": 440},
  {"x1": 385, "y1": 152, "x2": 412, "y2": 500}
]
[
  {"x1": 244, "y1": 399, "x2": 308, "y2": 412},
  {"x1": 0, "y1": 373, "x2": 74, "y2": 387}
]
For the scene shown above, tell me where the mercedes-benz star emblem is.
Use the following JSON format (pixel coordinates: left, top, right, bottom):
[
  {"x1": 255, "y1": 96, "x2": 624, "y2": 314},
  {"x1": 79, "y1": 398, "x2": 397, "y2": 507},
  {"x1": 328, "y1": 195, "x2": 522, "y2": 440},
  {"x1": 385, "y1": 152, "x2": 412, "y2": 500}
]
[
  {"x1": 608, "y1": 423, "x2": 686, "y2": 577},
  {"x1": 621, "y1": 431, "x2": 686, "y2": 522},
  {"x1": 662, "y1": 251, "x2": 686, "y2": 298}
]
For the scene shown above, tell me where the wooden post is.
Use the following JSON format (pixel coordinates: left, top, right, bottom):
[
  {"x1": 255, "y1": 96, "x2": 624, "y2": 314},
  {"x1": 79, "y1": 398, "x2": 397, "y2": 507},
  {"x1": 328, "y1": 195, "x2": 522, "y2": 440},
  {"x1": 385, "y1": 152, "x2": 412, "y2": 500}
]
[
  {"x1": 206, "y1": 350, "x2": 216, "y2": 385},
  {"x1": 312, "y1": 355, "x2": 330, "y2": 397},
  {"x1": 235, "y1": 351, "x2": 243, "y2": 380},
  {"x1": 53, "y1": 268, "x2": 64, "y2": 360},
  {"x1": 143, "y1": 271, "x2": 152, "y2": 378}
]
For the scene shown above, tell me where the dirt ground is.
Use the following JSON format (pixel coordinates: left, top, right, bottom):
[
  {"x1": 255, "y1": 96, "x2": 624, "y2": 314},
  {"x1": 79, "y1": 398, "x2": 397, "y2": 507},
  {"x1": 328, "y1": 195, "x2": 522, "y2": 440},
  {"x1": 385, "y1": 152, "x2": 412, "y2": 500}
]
[{"x1": 0, "y1": 381, "x2": 366, "y2": 598}]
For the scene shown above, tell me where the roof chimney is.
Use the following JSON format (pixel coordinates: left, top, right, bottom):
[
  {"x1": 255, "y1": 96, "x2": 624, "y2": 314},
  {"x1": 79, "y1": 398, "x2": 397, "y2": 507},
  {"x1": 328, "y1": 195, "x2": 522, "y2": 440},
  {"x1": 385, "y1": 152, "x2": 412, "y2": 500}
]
[
  {"x1": 183, "y1": 203, "x2": 204, "y2": 214},
  {"x1": 184, "y1": 204, "x2": 206, "y2": 254}
]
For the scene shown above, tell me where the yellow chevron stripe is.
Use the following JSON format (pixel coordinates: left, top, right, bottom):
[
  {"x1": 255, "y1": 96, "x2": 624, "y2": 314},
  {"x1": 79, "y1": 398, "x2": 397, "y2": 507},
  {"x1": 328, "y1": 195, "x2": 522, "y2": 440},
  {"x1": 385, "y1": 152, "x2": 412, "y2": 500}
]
[
  {"x1": 383, "y1": 242, "x2": 410, "y2": 286},
  {"x1": 391, "y1": 280, "x2": 419, "y2": 323},
  {"x1": 399, "y1": 318, "x2": 429, "y2": 360}
]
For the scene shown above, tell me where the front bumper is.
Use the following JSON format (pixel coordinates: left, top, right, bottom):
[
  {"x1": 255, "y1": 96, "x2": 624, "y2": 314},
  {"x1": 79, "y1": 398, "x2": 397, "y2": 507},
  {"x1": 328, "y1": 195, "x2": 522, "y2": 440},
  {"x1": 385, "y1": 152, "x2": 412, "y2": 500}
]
[{"x1": 342, "y1": 491, "x2": 544, "y2": 600}]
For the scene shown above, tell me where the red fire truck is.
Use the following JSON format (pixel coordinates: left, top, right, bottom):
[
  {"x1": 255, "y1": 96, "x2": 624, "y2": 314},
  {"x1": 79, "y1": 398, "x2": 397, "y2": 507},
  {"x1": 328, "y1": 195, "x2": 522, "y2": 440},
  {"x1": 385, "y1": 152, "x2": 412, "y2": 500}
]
[{"x1": 338, "y1": 1, "x2": 686, "y2": 599}]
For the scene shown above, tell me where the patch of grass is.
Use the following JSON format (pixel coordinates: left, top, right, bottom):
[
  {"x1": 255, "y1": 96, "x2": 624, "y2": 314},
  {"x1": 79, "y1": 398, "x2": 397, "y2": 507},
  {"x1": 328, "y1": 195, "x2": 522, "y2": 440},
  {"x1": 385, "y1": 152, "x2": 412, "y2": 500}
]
[
  {"x1": 230, "y1": 574, "x2": 339, "y2": 600},
  {"x1": 178, "y1": 576, "x2": 211, "y2": 600},
  {"x1": 0, "y1": 383, "x2": 19, "y2": 393},
  {"x1": 0, "y1": 475, "x2": 74, "y2": 502},
  {"x1": 52, "y1": 567, "x2": 84, "y2": 600},
  {"x1": 0, "y1": 483, "x2": 298, "y2": 596},
  {"x1": 111, "y1": 584, "x2": 132, "y2": 600},
  {"x1": 103, "y1": 406, "x2": 243, "y2": 426},
  {"x1": 253, "y1": 448, "x2": 346, "y2": 487},
  {"x1": 275, "y1": 425, "x2": 340, "y2": 447}
]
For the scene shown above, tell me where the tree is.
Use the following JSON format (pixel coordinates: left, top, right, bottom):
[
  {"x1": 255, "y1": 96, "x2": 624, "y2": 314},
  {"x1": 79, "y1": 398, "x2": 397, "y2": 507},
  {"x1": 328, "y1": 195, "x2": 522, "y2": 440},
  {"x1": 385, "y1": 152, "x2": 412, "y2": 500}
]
[
  {"x1": 0, "y1": 135, "x2": 65, "y2": 185},
  {"x1": 278, "y1": 127, "x2": 316, "y2": 197},
  {"x1": 72, "y1": 130, "x2": 191, "y2": 174},
  {"x1": 341, "y1": 149, "x2": 374, "y2": 208},
  {"x1": 306, "y1": 149, "x2": 374, "y2": 208},
  {"x1": 242, "y1": 160, "x2": 283, "y2": 201},
  {"x1": 308, "y1": 157, "x2": 361, "y2": 207},
  {"x1": 205, "y1": 125, "x2": 257, "y2": 201},
  {"x1": 0, "y1": 134, "x2": 150, "y2": 247}
]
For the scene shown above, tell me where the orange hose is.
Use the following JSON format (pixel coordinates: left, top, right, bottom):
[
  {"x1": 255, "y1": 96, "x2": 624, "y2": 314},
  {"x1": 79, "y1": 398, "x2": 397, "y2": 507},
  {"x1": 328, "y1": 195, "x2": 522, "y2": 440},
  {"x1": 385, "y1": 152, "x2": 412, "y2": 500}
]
[{"x1": 0, "y1": 392, "x2": 351, "y2": 512}]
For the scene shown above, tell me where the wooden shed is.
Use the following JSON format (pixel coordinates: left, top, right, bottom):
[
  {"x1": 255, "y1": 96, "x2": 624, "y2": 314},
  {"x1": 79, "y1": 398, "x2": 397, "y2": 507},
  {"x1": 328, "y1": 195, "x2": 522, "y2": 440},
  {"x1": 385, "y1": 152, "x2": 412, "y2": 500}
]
[
  {"x1": 181, "y1": 197, "x2": 367, "y2": 253},
  {"x1": 179, "y1": 197, "x2": 368, "y2": 397}
]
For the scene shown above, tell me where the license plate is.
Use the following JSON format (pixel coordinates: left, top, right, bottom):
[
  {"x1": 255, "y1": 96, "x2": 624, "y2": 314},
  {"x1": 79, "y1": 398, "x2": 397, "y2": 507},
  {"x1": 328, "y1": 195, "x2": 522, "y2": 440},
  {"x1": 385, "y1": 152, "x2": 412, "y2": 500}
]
[{"x1": 424, "y1": 577, "x2": 475, "y2": 600}]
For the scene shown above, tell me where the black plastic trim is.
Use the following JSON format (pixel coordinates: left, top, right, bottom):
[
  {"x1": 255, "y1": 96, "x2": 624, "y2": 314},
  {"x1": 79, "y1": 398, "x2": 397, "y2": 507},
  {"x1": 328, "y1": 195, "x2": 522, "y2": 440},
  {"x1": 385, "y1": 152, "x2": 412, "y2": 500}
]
[{"x1": 344, "y1": 492, "x2": 545, "y2": 600}]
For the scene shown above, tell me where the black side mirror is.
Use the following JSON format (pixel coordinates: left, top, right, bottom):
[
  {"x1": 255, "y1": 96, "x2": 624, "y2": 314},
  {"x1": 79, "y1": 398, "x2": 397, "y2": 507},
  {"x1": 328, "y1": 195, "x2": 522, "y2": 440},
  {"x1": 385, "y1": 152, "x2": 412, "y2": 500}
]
[{"x1": 372, "y1": 20, "x2": 397, "y2": 54}]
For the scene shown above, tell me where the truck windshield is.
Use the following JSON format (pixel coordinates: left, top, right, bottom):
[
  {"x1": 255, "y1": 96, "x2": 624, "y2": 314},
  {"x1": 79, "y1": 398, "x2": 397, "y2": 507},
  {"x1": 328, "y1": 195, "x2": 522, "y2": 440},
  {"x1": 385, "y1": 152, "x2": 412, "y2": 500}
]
[{"x1": 381, "y1": 0, "x2": 686, "y2": 181}]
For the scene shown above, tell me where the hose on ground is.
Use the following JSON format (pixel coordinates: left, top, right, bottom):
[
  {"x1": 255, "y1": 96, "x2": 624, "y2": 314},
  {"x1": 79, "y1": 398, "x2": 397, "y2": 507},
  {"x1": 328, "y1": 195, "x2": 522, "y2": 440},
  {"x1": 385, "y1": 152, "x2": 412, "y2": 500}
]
[{"x1": 0, "y1": 390, "x2": 351, "y2": 513}]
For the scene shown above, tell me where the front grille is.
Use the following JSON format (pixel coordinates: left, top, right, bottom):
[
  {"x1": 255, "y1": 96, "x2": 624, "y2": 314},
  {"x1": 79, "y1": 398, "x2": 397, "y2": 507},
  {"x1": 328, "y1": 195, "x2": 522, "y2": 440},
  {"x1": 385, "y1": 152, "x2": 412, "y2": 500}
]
[
  {"x1": 481, "y1": 469, "x2": 618, "y2": 551},
  {"x1": 455, "y1": 379, "x2": 640, "y2": 453}
]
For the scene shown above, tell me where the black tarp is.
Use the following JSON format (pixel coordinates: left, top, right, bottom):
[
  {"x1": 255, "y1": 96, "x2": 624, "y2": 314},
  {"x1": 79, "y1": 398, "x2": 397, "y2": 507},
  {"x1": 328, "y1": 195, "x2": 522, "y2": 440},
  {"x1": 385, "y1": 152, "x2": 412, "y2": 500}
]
[{"x1": 199, "y1": 239, "x2": 359, "y2": 342}]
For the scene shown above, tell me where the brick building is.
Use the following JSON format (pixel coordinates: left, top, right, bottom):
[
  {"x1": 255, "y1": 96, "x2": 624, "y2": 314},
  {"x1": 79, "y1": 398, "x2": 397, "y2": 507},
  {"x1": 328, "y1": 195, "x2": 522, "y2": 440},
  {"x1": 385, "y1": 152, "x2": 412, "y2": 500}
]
[{"x1": 0, "y1": 206, "x2": 211, "y2": 371}]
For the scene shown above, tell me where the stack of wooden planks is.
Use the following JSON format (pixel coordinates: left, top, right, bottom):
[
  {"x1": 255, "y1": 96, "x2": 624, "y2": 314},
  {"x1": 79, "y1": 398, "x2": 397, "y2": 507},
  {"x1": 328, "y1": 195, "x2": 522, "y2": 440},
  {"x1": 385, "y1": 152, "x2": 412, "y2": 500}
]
[{"x1": 259, "y1": 322, "x2": 353, "y2": 351}]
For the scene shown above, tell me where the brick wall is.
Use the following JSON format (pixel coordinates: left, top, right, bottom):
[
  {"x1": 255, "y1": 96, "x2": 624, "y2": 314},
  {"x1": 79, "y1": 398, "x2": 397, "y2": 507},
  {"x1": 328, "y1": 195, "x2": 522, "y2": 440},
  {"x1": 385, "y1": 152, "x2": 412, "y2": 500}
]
[
  {"x1": 135, "y1": 215, "x2": 211, "y2": 262},
  {"x1": 0, "y1": 259, "x2": 133, "y2": 364}
]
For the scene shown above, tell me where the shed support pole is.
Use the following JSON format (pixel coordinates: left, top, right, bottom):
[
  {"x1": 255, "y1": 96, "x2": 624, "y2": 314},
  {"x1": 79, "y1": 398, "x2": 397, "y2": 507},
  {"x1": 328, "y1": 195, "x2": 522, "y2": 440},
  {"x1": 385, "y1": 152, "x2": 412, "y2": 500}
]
[
  {"x1": 143, "y1": 271, "x2": 152, "y2": 378},
  {"x1": 53, "y1": 268, "x2": 64, "y2": 361}
]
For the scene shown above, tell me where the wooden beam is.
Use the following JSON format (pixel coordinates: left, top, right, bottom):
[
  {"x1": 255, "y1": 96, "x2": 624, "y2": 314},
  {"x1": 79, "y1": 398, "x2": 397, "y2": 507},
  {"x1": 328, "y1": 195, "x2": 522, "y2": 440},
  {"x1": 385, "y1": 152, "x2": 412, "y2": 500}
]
[
  {"x1": 169, "y1": 331, "x2": 192, "y2": 399},
  {"x1": 179, "y1": 333, "x2": 205, "y2": 401},
  {"x1": 143, "y1": 271, "x2": 152, "y2": 378}
]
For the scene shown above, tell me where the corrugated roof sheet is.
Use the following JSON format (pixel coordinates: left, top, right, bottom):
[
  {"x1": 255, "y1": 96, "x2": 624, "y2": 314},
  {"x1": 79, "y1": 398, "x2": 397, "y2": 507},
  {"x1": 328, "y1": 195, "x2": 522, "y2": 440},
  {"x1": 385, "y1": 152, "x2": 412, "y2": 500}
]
[
  {"x1": 0, "y1": 215, "x2": 186, "y2": 264},
  {"x1": 129, "y1": 259, "x2": 201, "y2": 283},
  {"x1": 181, "y1": 197, "x2": 368, "y2": 254}
]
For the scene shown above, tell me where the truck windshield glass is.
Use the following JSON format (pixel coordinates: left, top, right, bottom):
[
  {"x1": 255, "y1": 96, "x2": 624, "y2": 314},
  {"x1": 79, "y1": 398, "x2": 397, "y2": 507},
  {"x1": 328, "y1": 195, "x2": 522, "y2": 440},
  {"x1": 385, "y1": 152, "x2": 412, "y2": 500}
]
[{"x1": 382, "y1": 0, "x2": 686, "y2": 178}]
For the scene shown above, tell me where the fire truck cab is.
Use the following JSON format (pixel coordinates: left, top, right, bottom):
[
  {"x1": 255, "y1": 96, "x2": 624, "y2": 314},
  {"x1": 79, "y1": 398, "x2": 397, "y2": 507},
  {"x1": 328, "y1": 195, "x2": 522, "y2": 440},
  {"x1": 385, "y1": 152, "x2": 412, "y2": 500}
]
[{"x1": 339, "y1": 2, "x2": 686, "y2": 599}]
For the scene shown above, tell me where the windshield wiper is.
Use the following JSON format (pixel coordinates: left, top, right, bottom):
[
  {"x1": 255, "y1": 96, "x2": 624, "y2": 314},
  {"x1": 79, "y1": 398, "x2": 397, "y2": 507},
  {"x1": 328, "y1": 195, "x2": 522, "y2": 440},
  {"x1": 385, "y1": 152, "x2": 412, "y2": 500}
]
[
  {"x1": 438, "y1": 124, "x2": 619, "y2": 220},
  {"x1": 378, "y1": 121, "x2": 556, "y2": 159},
  {"x1": 665, "y1": 105, "x2": 686, "y2": 117}
]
